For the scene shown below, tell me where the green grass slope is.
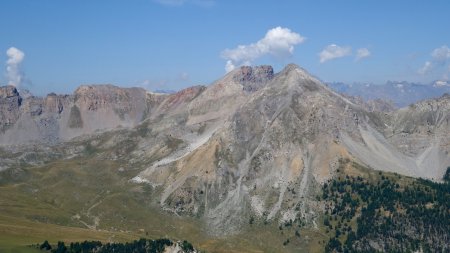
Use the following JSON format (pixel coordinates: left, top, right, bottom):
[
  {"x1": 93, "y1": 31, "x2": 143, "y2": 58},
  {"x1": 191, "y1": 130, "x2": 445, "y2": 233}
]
[
  {"x1": 1, "y1": 146, "x2": 448, "y2": 253},
  {"x1": 0, "y1": 154, "x2": 326, "y2": 253}
]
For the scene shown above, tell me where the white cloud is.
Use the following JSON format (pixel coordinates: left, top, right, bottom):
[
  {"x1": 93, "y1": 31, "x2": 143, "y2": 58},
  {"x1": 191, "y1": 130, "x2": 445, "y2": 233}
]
[
  {"x1": 431, "y1": 45, "x2": 450, "y2": 63},
  {"x1": 221, "y1": 27, "x2": 305, "y2": 72},
  {"x1": 6, "y1": 47, "x2": 25, "y2": 87},
  {"x1": 418, "y1": 45, "x2": 450, "y2": 75},
  {"x1": 418, "y1": 61, "x2": 432, "y2": 75},
  {"x1": 355, "y1": 48, "x2": 371, "y2": 61},
  {"x1": 225, "y1": 60, "x2": 235, "y2": 73},
  {"x1": 319, "y1": 44, "x2": 351, "y2": 63}
]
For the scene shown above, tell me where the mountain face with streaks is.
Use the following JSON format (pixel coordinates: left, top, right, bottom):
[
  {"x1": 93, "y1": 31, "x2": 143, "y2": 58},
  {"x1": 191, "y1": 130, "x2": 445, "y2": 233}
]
[{"x1": 0, "y1": 64, "x2": 449, "y2": 237}]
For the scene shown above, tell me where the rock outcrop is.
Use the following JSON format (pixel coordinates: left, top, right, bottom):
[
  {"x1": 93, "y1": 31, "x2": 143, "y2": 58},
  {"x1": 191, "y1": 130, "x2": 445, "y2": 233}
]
[
  {"x1": 233, "y1": 65, "x2": 274, "y2": 92},
  {"x1": 0, "y1": 86, "x2": 22, "y2": 131}
]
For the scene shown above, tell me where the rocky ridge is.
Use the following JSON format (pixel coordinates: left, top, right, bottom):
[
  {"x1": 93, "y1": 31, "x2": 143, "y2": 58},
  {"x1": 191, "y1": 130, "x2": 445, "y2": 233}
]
[{"x1": 0, "y1": 84, "x2": 167, "y2": 144}]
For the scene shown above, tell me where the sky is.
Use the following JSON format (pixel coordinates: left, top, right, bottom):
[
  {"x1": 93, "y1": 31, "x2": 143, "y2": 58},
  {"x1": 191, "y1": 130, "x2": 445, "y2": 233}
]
[{"x1": 0, "y1": 0, "x2": 449, "y2": 95}]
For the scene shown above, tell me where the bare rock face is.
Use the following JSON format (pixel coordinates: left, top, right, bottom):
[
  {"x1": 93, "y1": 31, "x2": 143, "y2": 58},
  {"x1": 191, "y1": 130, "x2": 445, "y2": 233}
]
[
  {"x1": 77, "y1": 85, "x2": 133, "y2": 109},
  {"x1": 0, "y1": 86, "x2": 22, "y2": 131},
  {"x1": 74, "y1": 84, "x2": 148, "y2": 120},
  {"x1": 0, "y1": 85, "x2": 20, "y2": 98},
  {"x1": 65, "y1": 85, "x2": 152, "y2": 137},
  {"x1": 232, "y1": 65, "x2": 274, "y2": 92},
  {"x1": 153, "y1": 85, "x2": 206, "y2": 116},
  {"x1": 347, "y1": 95, "x2": 396, "y2": 112},
  {"x1": 0, "y1": 84, "x2": 161, "y2": 144},
  {"x1": 383, "y1": 94, "x2": 450, "y2": 179},
  {"x1": 391, "y1": 93, "x2": 450, "y2": 135},
  {"x1": 44, "y1": 93, "x2": 68, "y2": 114}
]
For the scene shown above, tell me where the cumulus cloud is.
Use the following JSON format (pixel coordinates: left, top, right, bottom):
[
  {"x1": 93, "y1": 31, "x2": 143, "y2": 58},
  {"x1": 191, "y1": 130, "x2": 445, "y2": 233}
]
[
  {"x1": 355, "y1": 48, "x2": 371, "y2": 61},
  {"x1": 319, "y1": 44, "x2": 351, "y2": 63},
  {"x1": 6, "y1": 47, "x2": 25, "y2": 87},
  {"x1": 418, "y1": 45, "x2": 450, "y2": 75},
  {"x1": 225, "y1": 60, "x2": 235, "y2": 73},
  {"x1": 221, "y1": 27, "x2": 305, "y2": 72},
  {"x1": 418, "y1": 61, "x2": 432, "y2": 75},
  {"x1": 431, "y1": 45, "x2": 450, "y2": 63}
]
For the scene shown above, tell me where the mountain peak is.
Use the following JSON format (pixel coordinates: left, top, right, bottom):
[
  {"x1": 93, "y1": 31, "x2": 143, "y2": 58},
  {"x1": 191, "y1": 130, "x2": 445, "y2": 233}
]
[
  {"x1": 263, "y1": 63, "x2": 325, "y2": 94},
  {"x1": 283, "y1": 63, "x2": 301, "y2": 71},
  {"x1": 279, "y1": 63, "x2": 314, "y2": 79}
]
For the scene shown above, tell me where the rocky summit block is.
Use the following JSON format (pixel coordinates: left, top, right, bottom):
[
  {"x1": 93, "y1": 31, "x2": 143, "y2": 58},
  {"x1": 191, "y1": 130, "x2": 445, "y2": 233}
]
[
  {"x1": 0, "y1": 86, "x2": 22, "y2": 130},
  {"x1": 232, "y1": 65, "x2": 274, "y2": 92}
]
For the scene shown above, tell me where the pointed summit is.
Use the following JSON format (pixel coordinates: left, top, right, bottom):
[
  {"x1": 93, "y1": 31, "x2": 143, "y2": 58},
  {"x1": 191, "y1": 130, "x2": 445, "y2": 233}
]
[
  {"x1": 281, "y1": 63, "x2": 301, "y2": 72},
  {"x1": 265, "y1": 63, "x2": 324, "y2": 93},
  {"x1": 278, "y1": 63, "x2": 317, "y2": 81}
]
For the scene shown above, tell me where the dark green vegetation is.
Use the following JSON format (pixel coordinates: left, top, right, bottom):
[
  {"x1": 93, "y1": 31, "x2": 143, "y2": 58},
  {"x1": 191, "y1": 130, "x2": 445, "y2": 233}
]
[
  {"x1": 322, "y1": 161, "x2": 450, "y2": 252},
  {"x1": 36, "y1": 238, "x2": 194, "y2": 253},
  {"x1": 443, "y1": 166, "x2": 450, "y2": 182}
]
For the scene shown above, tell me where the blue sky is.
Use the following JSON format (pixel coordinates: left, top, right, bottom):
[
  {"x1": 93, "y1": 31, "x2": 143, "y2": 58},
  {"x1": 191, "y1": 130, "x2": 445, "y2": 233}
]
[{"x1": 0, "y1": 0, "x2": 449, "y2": 95}]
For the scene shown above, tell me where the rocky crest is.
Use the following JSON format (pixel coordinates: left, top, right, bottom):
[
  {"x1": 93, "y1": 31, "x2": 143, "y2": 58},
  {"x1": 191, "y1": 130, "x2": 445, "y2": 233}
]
[
  {"x1": 232, "y1": 65, "x2": 274, "y2": 92},
  {"x1": 0, "y1": 86, "x2": 22, "y2": 131},
  {"x1": 0, "y1": 84, "x2": 163, "y2": 144}
]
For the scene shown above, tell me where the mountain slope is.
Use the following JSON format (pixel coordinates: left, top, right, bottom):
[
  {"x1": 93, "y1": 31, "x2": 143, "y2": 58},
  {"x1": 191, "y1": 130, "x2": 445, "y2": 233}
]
[
  {"x1": 0, "y1": 64, "x2": 449, "y2": 240},
  {"x1": 131, "y1": 64, "x2": 449, "y2": 236}
]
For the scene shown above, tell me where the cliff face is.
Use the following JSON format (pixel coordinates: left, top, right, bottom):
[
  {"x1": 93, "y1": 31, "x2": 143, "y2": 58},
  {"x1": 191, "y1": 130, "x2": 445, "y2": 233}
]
[
  {"x1": 0, "y1": 86, "x2": 22, "y2": 131},
  {"x1": 233, "y1": 65, "x2": 274, "y2": 92},
  {"x1": 0, "y1": 84, "x2": 165, "y2": 144},
  {"x1": 65, "y1": 85, "x2": 152, "y2": 136}
]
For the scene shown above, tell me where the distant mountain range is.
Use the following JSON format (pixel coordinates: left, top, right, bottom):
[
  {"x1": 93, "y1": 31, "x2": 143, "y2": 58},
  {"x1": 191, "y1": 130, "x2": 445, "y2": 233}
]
[{"x1": 327, "y1": 80, "x2": 450, "y2": 107}]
